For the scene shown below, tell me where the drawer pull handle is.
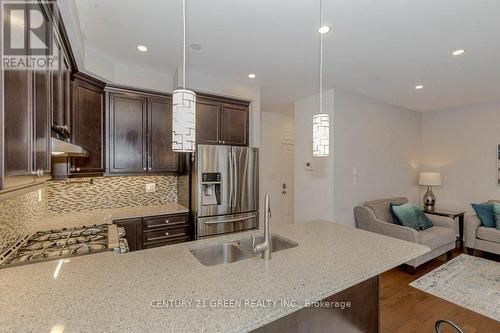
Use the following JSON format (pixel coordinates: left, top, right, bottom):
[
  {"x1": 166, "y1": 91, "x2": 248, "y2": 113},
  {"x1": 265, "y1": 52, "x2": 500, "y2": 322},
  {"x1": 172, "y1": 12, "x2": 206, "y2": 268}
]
[
  {"x1": 165, "y1": 232, "x2": 170, "y2": 236},
  {"x1": 165, "y1": 220, "x2": 170, "y2": 224}
]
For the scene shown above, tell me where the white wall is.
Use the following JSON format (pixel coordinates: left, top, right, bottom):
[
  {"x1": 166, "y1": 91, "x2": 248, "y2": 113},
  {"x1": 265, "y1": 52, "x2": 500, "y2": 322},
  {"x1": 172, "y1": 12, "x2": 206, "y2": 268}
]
[
  {"x1": 333, "y1": 91, "x2": 422, "y2": 226},
  {"x1": 260, "y1": 111, "x2": 294, "y2": 225},
  {"x1": 294, "y1": 89, "x2": 335, "y2": 223},
  {"x1": 421, "y1": 99, "x2": 500, "y2": 214}
]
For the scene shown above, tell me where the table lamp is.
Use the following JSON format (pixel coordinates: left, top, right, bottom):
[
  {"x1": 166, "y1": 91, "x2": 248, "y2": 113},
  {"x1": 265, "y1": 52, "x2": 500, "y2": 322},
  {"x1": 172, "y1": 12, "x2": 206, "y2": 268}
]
[{"x1": 419, "y1": 172, "x2": 442, "y2": 211}]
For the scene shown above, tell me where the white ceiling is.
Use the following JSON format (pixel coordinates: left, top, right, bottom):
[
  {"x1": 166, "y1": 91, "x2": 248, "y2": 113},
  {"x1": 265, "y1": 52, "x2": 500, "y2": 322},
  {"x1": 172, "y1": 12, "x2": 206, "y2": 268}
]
[{"x1": 73, "y1": 0, "x2": 500, "y2": 112}]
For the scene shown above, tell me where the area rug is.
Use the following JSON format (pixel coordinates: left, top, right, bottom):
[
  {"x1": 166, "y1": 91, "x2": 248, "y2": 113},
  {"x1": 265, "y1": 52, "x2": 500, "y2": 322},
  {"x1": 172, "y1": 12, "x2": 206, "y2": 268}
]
[{"x1": 410, "y1": 254, "x2": 500, "y2": 321}]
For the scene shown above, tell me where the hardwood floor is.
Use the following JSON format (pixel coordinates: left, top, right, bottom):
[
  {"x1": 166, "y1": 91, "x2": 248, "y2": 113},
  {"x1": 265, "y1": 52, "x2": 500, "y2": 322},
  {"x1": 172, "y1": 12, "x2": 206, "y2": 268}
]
[{"x1": 380, "y1": 249, "x2": 500, "y2": 333}]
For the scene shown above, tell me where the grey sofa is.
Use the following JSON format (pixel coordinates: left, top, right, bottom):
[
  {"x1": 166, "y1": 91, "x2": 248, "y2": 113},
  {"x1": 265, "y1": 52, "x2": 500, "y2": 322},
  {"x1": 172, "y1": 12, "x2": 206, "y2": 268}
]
[
  {"x1": 354, "y1": 197, "x2": 456, "y2": 269},
  {"x1": 465, "y1": 200, "x2": 500, "y2": 255}
]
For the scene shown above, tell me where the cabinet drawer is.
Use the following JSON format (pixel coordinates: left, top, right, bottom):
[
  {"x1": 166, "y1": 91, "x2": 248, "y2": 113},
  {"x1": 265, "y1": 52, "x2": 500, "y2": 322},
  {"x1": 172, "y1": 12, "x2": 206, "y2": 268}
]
[
  {"x1": 143, "y1": 214, "x2": 187, "y2": 229},
  {"x1": 143, "y1": 226, "x2": 189, "y2": 243},
  {"x1": 143, "y1": 236, "x2": 190, "y2": 249}
]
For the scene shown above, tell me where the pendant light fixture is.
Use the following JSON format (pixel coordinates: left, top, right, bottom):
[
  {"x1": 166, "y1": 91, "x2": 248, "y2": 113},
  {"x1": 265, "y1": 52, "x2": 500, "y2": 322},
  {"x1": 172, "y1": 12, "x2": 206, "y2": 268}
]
[
  {"x1": 172, "y1": 0, "x2": 196, "y2": 152},
  {"x1": 312, "y1": 0, "x2": 330, "y2": 157}
]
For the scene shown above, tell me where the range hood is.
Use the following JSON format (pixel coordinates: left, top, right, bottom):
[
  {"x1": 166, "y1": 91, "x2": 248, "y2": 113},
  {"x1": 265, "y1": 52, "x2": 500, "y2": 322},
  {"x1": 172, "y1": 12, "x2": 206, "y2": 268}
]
[{"x1": 51, "y1": 138, "x2": 88, "y2": 157}]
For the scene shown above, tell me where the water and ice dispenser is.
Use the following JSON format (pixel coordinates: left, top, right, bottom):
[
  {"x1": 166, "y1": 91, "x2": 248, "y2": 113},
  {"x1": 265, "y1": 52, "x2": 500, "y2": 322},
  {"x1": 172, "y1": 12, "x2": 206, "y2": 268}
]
[{"x1": 201, "y1": 173, "x2": 221, "y2": 206}]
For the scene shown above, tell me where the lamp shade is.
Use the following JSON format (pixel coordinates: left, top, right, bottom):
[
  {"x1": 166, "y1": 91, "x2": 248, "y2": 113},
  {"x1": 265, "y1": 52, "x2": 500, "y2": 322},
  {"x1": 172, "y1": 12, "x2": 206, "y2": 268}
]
[
  {"x1": 419, "y1": 172, "x2": 442, "y2": 186},
  {"x1": 172, "y1": 89, "x2": 196, "y2": 152}
]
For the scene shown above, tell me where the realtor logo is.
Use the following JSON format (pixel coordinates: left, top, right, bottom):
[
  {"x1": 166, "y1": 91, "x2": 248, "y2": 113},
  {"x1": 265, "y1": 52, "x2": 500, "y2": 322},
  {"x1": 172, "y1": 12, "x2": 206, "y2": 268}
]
[{"x1": 2, "y1": 1, "x2": 54, "y2": 70}]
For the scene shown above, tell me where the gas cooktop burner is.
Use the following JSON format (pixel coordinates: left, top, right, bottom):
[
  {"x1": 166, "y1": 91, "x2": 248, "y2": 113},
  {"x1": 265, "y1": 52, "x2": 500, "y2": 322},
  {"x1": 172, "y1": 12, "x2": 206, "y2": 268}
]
[{"x1": 0, "y1": 224, "x2": 128, "y2": 268}]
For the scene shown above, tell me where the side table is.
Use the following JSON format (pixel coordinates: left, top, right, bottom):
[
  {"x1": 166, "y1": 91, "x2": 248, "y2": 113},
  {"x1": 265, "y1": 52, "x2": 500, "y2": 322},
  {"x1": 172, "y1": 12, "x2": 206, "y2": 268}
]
[{"x1": 424, "y1": 209, "x2": 466, "y2": 250}]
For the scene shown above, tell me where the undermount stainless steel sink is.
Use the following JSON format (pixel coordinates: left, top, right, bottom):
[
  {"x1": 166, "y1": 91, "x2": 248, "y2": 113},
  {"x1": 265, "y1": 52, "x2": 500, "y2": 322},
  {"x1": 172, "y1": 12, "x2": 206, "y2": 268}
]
[
  {"x1": 190, "y1": 243, "x2": 253, "y2": 267},
  {"x1": 237, "y1": 234, "x2": 298, "y2": 254},
  {"x1": 190, "y1": 234, "x2": 298, "y2": 267}
]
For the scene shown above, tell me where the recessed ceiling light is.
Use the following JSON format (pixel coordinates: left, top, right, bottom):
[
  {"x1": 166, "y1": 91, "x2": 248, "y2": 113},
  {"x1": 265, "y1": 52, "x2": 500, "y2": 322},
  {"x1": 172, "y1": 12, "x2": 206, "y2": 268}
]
[
  {"x1": 415, "y1": 85, "x2": 424, "y2": 90},
  {"x1": 248, "y1": 73, "x2": 256, "y2": 79},
  {"x1": 137, "y1": 45, "x2": 148, "y2": 52},
  {"x1": 451, "y1": 49, "x2": 465, "y2": 56},
  {"x1": 318, "y1": 25, "x2": 331, "y2": 34}
]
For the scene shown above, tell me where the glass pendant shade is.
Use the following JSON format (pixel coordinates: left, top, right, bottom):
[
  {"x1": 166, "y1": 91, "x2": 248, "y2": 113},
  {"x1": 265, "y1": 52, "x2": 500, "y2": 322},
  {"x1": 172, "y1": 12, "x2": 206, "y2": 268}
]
[
  {"x1": 312, "y1": 113, "x2": 329, "y2": 157},
  {"x1": 172, "y1": 89, "x2": 196, "y2": 152}
]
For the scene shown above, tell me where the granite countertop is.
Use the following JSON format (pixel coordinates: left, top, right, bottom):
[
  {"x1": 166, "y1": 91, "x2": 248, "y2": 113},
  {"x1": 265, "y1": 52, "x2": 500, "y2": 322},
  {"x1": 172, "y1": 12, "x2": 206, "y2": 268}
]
[
  {"x1": 0, "y1": 220, "x2": 429, "y2": 333},
  {"x1": 31, "y1": 203, "x2": 189, "y2": 231}
]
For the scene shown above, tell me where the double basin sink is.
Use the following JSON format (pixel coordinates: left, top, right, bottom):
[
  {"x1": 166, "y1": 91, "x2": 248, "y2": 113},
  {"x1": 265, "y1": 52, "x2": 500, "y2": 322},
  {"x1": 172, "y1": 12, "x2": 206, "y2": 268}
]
[{"x1": 190, "y1": 234, "x2": 298, "y2": 266}]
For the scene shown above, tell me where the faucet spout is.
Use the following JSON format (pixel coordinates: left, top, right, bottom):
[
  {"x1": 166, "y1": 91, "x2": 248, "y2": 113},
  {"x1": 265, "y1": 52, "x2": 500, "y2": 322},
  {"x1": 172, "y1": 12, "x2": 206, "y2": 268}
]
[{"x1": 253, "y1": 193, "x2": 271, "y2": 260}]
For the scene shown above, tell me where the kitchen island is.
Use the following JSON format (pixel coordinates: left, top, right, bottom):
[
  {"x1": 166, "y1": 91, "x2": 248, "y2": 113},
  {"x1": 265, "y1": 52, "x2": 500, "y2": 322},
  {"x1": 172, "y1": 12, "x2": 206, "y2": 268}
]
[{"x1": 0, "y1": 220, "x2": 428, "y2": 333}]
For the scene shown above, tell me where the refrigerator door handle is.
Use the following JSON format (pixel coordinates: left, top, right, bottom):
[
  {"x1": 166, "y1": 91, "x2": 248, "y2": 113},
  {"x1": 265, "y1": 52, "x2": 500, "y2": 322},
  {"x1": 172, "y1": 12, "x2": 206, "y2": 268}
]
[
  {"x1": 228, "y1": 150, "x2": 233, "y2": 209},
  {"x1": 204, "y1": 215, "x2": 256, "y2": 225},
  {"x1": 232, "y1": 149, "x2": 238, "y2": 210}
]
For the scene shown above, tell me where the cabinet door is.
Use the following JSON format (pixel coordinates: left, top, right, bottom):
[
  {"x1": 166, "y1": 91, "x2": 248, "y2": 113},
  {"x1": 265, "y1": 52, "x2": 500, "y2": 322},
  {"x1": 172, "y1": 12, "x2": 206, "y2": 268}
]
[
  {"x1": 220, "y1": 103, "x2": 249, "y2": 146},
  {"x1": 196, "y1": 98, "x2": 220, "y2": 144},
  {"x1": 34, "y1": 69, "x2": 51, "y2": 176},
  {"x1": 33, "y1": 5, "x2": 52, "y2": 178},
  {"x1": 107, "y1": 93, "x2": 147, "y2": 174},
  {"x1": 62, "y1": 56, "x2": 71, "y2": 135},
  {"x1": 71, "y1": 78, "x2": 104, "y2": 175},
  {"x1": 51, "y1": 33, "x2": 64, "y2": 134},
  {"x1": 113, "y1": 218, "x2": 142, "y2": 252},
  {"x1": 3, "y1": 70, "x2": 34, "y2": 189},
  {"x1": 148, "y1": 97, "x2": 178, "y2": 172},
  {"x1": 2, "y1": 4, "x2": 35, "y2": 189}
]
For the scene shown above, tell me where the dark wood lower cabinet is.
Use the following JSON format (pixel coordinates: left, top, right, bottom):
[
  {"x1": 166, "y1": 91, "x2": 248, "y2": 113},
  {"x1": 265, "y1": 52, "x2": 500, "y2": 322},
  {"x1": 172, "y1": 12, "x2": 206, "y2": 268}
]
[
  {"x1": 113, "y1": 218, "x2": 143, "y2": 252},
  {"x1": 252, "y1": 276, "x2": 379, "y2": 333},
  {"x1": 114, "y1": 213, "x2": 190, "y2": 252}
]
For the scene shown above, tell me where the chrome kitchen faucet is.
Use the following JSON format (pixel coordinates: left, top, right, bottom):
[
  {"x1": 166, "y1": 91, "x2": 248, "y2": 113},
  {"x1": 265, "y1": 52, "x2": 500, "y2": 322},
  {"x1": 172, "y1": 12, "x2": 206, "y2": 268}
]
[{"x1": 253, "y1": 194, "x2": 271, "y2": 260}]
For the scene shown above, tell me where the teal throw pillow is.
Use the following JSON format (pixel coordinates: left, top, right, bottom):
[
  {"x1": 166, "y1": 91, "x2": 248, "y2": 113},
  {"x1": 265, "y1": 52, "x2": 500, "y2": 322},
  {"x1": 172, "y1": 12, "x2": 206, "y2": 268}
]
[
  {"x1": 471, "y1": 203, "x2": 495, "y2": 228},
  {"x1": 392, "y1": 203, "x2": 420, "y2": 231},
  {"x1": 414, "y1": 206, "x2": 434, "y2": 230},
  {"x1": 493, "y1": 204, "x2": 500, "y2": 230},
  {"x1": 390, "y1": 203, "x2": 403, "y2": 225}
]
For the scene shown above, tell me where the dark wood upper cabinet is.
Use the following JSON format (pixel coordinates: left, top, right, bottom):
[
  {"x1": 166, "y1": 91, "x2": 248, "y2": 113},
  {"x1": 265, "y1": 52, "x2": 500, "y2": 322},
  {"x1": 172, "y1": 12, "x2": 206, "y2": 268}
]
[
  {"x1": 107, "y1": 92, "x2": 148, "y2": 174},
  {"x1": 34, "y1": 70, "x2": 51, "y2": 176},
  {"x1": 148, "y1": 97, "x2": 178, "y2": 172},
  {"x1": 106, "y1": 87, "x2": 180, "y2": 175},
  {"x1": 51, "y1": 32, "x2": 71, "y2": 137},
  {"x1": 3, "y1": 69, "x2": 34, "y2": 189},
  {"x1": 1, "y1": 2, "x2": 53, "y2": 191},
  {"x1": 196, "y1": 98, "x2": 220, "y2": 145},
  {"x1": 221, "y1": 103, "x2": 249, "y2": 146},
  {"x1": 196, "y1": 95, "x2": 249, "y2": 146},
  {"x1": 70, "y1": 73, "x2": 105, "y2": 176}
]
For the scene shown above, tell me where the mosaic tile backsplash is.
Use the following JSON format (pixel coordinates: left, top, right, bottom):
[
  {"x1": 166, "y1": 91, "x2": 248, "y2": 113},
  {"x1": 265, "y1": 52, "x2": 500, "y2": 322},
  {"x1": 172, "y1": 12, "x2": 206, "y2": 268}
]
[
  {"x1": 47, "y1": 176, "x2": 178, "y2": 213},
  {"x1": 0, "y1": 176, "x2": 178, "y2": 253},
  {"x1": 0, "y1": 188, "x2": 48, "y2": 254}
]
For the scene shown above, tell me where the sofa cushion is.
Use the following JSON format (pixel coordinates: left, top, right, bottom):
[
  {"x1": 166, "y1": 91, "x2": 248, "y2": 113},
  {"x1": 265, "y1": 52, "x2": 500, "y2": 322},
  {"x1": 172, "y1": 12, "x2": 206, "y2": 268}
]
[
  {"x1": 477, "y1": 226, "x2": 500, "y2": 244},
  {"x1": 418, "y1": 226, "x2": 456, "y2": 250},
  {"x1": 365, "y1": 197, "x2": 408, "y2": 223}
]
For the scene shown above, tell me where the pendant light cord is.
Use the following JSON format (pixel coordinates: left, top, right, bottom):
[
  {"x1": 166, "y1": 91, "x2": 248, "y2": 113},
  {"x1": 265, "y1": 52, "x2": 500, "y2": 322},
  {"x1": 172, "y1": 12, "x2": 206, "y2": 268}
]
[
  {"x1": 319, "y1": 0, "x2": 323, "y2": 115},
  {"x1": 182, "y1": 0, "x2": 186, "y2": 89}
]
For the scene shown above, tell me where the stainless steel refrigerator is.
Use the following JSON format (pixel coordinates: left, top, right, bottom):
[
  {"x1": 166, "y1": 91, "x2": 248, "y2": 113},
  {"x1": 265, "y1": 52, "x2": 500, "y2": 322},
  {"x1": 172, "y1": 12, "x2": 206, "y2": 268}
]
[{"x1": 191, "y1": 144, "x2": 259, "y2": 239}]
